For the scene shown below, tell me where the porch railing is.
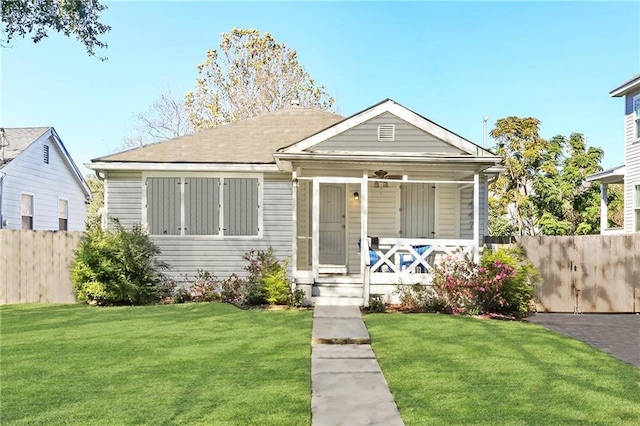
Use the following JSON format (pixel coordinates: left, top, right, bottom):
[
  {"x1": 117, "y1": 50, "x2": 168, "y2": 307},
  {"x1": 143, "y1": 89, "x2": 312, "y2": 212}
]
[{"x1": 365, "y1": 238, "x2": 476, "y2": 285}]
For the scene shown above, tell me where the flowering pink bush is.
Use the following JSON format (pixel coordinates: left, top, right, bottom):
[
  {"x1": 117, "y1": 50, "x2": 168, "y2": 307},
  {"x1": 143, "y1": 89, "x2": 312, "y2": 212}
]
[{"x1": 432, "y1": 257, "x2": 515, "y2": 315}]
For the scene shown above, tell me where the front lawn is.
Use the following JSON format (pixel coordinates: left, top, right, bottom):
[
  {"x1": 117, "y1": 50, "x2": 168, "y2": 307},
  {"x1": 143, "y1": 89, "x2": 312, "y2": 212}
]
[
  {"x1": 0, "y1": 303, "x2": 312, "y2": 425},
  {"x1": 365, "y1": 314, "x2": 640, "y2": 425}
]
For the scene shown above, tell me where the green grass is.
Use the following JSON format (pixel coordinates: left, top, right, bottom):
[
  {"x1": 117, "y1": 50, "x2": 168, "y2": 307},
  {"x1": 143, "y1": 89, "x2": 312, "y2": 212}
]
[
  {"x1": 365, "y1": 313, "x2": 640, "y2": 426},
  {"x1": 0, "y1": 303, "x2": 312, "y2": 425}
]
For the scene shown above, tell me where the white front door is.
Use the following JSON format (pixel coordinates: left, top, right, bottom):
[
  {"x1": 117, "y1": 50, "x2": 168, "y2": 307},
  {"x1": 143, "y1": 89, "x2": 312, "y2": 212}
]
[{"x1": 319, "y1": 184, "x2": 345, "y2": 265}]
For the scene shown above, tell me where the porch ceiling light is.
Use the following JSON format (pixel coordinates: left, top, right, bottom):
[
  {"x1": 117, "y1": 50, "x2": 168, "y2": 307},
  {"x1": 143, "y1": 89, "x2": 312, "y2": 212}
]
[{"x1": 353, "y1": 191, "x2": 360, "y2": 201}]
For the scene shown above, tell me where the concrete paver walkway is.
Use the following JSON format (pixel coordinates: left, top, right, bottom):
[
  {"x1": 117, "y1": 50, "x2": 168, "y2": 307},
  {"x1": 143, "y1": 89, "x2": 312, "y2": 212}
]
[
  {"x1": 528, "y1": 313, "x2": 640, "y2": 368},
  {"x1": 311, "y1": 306, "x2": 404, "y2": 426}
]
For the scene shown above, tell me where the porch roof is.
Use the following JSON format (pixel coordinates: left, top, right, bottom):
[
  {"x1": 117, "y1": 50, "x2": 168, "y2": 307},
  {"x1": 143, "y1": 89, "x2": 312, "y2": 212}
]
[{"x1": 585, "y1": 164, "x2": 625, "y2": 184}]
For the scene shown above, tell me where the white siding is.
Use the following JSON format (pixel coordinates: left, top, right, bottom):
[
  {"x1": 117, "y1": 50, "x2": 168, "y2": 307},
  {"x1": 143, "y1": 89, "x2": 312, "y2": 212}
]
[
  {"x1": 1, "y1": 135, "x2": 87, "y2": 231},
  {"x1": 346, "y1": 183, "x2": 361, "y2": 274},
  {"x1": 296, "y1": 181, "x2": 311, "y2": 270},
  {"x1": 459, "y1": 186, "x2": 473, "y2": 239},
  {"x1": 367, "y1": 182, "x2": 398, "y2": 237},
  {"x1": 624, "y1": 90, "x2": 640, "y2": 232},
  {"x1": 310, "y1": 112, "x2": 467, "y2": 155},
  {"x1": 105, "y1": 172, "x2": 293, "y2": 280},
  {"x1": 436, "y1": 184, "x2": 459, "y2": 238},
  {"x1": 105, "y1": 171, "x2": 143, "y2": 229}
]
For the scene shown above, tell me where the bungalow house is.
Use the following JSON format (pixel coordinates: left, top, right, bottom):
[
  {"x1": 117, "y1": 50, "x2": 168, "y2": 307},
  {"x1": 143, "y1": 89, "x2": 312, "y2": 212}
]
[
  {"x1": 88, "y1": 100, "x2": 502, "y2": 305},
  {"x1": 0, "y1": 127, "x2": 91, "y2": 231},
  {"x1": 587, "y1": 74, "x2": 640, "y2": 234}
]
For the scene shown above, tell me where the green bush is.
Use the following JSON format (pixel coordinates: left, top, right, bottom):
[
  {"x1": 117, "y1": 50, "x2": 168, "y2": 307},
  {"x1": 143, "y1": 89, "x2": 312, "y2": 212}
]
[
  {"x1": 71, "y1": 222, "x2": 168, "y2": 305},
  {"x1": 243, "y1": 247, "x2": 292, "y2": 306},
  {"x1": 393, "y1": 284, "x2": 440, "y2": 312},
  {"x1": 368, "y1": 294, "x2": 387, "y2": 313},
  {"x1": 288, "y1": 289, "x2": 306, "y2": 308},
  {"x1": 481, "y1": 247, "x2": 539, "y2": 318},
  {"x1": 262, "y1": 267, "x2": 291, "y2": 305},
  {"x1": 188, "y1": 270, "x2": 219, "y2": 302},
  {"x1": 218, "y1": 273, "x2": 247, "y2": 305}
]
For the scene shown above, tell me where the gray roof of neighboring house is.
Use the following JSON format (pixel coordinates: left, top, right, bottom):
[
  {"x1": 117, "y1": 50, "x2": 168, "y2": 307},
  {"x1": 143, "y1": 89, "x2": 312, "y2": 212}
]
[
  {"x1": 0, "y1": 127, "x2": 51, "y2": 169},
  {"x1": 93, "y1": 107, "x2": 345, "y2": 164},
  {"x1": 610, "y1": 73, "x2": 640, "y2": 97}
]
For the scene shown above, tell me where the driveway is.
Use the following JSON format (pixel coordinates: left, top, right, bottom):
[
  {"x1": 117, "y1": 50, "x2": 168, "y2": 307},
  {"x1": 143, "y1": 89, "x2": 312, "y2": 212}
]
[{"x1": 528, "y1": 313, "x2": 640, "y2": 368}]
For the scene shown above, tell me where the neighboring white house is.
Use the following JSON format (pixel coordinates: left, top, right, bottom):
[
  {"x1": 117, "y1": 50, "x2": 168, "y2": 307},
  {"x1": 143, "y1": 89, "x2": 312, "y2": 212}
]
[
  {"x1": 587, "y1": 74, "x2": 640, "y2": 234},
  {"x1": 0, "y1": 127, "x2": 91, "y2": 231},
  {"x1": 89, "y1": 99, "x2": 503, "y2": 305}
]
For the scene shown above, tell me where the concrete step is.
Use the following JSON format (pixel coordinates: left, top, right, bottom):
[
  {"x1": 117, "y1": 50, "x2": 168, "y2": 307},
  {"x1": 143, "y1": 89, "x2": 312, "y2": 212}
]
[
  {"x1": 311, "y1": 306, "x2": 370, "y2": 344},
  {"x1": 312, "y1": 283, "x2": 363, "y2": 298},
  {"x1": 312, "y1": 296, "x2": 364, "y2": 307}
]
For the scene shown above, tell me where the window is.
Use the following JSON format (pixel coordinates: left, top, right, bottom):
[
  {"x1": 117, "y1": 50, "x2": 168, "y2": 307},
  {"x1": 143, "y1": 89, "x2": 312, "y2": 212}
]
[
  {"x1": 21, "y1": 194, "x2": 33, "y2": 230},
  {"x1": 634, "y1": 95, "x2": 640, "y2": 140},
  {"x1": 635, "y1": 185, "x2": 640, "y2": 232},
  {"x1": 58, "y1": 199, "x2": 68, "y2": 231},
  {"x1": 43, "y1": 144, "x2": 49, "y2": 164},
  {"x1": 146, "y1": 176, "x2": 260, "y2": 236}
]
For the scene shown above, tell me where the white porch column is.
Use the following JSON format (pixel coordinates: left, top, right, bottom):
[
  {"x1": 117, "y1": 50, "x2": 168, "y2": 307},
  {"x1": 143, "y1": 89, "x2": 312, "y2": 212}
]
[
  {"x1": 473, "y1": 173, "x2": 480, "y2": 261},
  {"x1": 361, "y1": 172, "x2": 369, "y2": 305},
  {"x1": 291, "y1": 169, "x2": 298, "y2": 282},
  {"x1": 312, "y1": 179, "x2": 320, "y2": 279},
  {"x1": 600, "y1": 183, "x2": 608, "y2": 234}
]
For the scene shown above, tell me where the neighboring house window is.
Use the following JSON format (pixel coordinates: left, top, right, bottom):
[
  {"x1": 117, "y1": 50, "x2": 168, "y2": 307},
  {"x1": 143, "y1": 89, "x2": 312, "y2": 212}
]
[
  {"x1": 634, "y1": 95, "x2": 640, "y2": 140},
  {"x1": 21, "y1": 194, "x2": 34, "y2": 230},
  {"x1": 146, "y1": 176, "x2": 260, "y2": 236},
  {"x1": 43, "y1": 144, "x2": 50, "y2": 164},
  {"x1": 58, "y1": 199, "x2": 68, "y2": 231},
  {"x1": 635, "y1": 185, "x2": 640, "y2": 232}
]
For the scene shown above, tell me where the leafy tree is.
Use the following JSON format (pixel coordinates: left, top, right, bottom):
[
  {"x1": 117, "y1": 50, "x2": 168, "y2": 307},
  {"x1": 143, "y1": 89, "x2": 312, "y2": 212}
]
[
  {"x1": 1, "y1": 0, "x2": 110, "y2": 58},
  {"x1": 85, "y1": 174, "x2": 103, "y2": 230},
  {"x1": 489, "y1": 118, "x2": 607, "y2": 236},
  {"x1": 185, "y1": 28, "x2": 334, "y2": 130},
  {"x1": 122, "y1": 87, "x2": 193, "y2": 149},
  {"x1": 490, "y1": 117, "x2": 547, "y2": 236},
  {"x1": 533, "y1": 133, "x2": 603, "y2": 235}
]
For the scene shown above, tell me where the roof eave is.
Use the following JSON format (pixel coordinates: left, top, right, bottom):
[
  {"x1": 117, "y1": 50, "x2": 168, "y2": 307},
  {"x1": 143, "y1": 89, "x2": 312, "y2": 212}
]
[
  {"x1": 585, "y1": 165, "x2": 626, "y2": 183},
  {"x1": 87, "y1": 161, "x2": 281, "y2": 173},
  {"x1": 609, "y1": 75, "x2": 640, "y2": 97},
  {"x1": 274, "y1": 152, "x2": 503, "y2": 165}
]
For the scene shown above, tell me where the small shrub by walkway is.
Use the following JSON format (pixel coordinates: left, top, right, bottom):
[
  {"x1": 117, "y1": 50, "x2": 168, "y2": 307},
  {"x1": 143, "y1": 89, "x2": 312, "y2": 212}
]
[
  {"x1": 0, "y1": 303, "x2": 312, "y2": 425},
  {"x1": 365, "y1": 314, "x2": 640, "y2": 425}
]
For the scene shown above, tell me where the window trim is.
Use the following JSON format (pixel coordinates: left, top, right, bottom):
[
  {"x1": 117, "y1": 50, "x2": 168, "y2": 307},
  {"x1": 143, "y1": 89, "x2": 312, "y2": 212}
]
[
  {"x1": 58, "y1": 198, "x2": 69, "y2": 231},
  {"x1": 142, "y1": 172, "x2": 264, "y2": 239},
  {"x1": 21, "y1": 192, "x2": 34, "y2": 230},
  {"x1": 633, "y1": 94, "x2": 640, "y2": 140}
]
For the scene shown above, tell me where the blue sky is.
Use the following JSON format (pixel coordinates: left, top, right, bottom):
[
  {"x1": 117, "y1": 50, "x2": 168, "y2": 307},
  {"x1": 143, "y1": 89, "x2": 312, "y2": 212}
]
[{"x1": 1, "y1": 1, "x2": 639, "y2": 176}]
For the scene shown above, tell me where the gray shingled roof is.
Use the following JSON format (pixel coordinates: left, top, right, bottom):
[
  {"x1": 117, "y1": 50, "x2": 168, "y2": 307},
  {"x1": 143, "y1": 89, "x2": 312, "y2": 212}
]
[
  {"x1": 0, "y1": 127, "x2": 51, "y2": 169},
  {"x1": 93, "y1": 107, "x2": 344, "y2": 164}
]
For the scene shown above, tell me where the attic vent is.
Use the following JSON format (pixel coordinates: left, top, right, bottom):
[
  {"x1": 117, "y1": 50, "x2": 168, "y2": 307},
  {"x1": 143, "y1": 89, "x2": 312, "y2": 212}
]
[
  {"x1": 378, "y1": 124, "x2": 395, "y2": 141},
  {"x1": 43, "y1": 144, "x2": 50, "y2": 164}
]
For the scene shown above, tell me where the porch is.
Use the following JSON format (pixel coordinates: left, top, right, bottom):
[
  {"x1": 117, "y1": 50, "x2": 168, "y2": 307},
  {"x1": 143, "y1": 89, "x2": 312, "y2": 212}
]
[{"x1": 290, "y1": 168, "x2": 488, "y2": 306}]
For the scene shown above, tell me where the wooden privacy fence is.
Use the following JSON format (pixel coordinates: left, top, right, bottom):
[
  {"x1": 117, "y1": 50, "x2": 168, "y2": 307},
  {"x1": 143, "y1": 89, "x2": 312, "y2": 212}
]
[
  {"x1": 517, "y1": 235, "x2": 640, "y2": 313},
  {"x1": 0, "y1": 230, "x2": 83, "y2": 305}
]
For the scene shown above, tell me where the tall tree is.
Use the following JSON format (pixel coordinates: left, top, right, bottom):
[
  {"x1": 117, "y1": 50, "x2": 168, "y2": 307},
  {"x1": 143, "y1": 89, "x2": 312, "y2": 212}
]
[
  {"x1": 122, "y1": 88, "x2": 193, "y2": 150},
  {"x1": 489, "y1": 117, "x2": 608, "y2": 236},
  {"x1": 489, "y1": 117, "x2": 548, "y2": 236},
  {"x1": 185, "y1": 28, "x2": 334, "y2": 130},
  {"x1": 85, "y1": 174, "x2": 104, "y2": 230},
  {"x1": 1, "y1": 0, "x2": 110, "y2": 58},
  {"x1": 533, "y1": 133, "x2": 604, "y2": 235}
]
